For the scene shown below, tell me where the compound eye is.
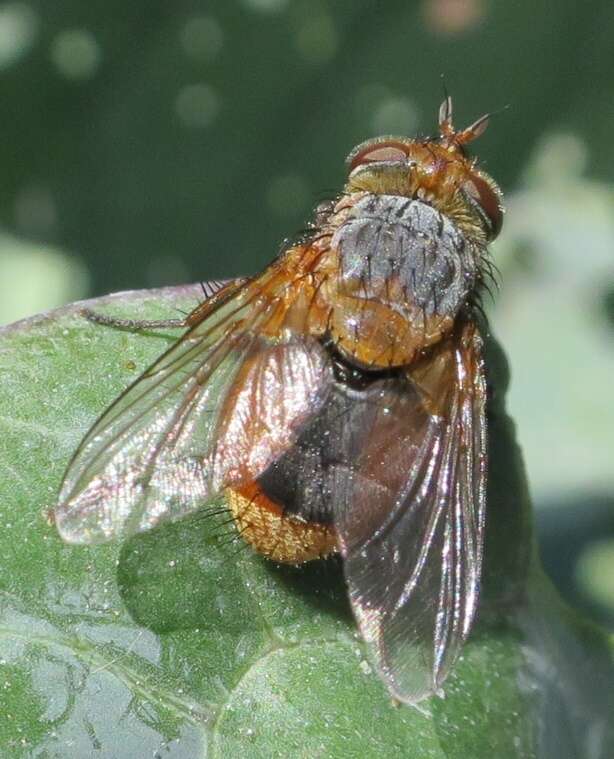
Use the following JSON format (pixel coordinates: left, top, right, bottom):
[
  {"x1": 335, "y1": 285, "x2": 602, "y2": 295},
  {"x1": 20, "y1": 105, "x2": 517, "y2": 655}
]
[
  {"x1": 463, "y1": 174, "x2": 504, "y2": 239},
  {"x1": 347, "y1": 140, "x2": 409, "y2": 172}
]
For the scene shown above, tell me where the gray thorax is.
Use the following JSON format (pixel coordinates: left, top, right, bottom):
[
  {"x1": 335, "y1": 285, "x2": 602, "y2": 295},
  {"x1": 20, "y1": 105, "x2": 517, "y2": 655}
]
[{"x1": 330, "y1": 194, "x2": 479, "y2": 318}]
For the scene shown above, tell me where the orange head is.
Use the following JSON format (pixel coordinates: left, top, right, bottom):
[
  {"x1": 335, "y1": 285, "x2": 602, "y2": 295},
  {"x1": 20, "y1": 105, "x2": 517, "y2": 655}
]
[{"x1": 345, "y1": 97, "x2": 504, "y2": 242}]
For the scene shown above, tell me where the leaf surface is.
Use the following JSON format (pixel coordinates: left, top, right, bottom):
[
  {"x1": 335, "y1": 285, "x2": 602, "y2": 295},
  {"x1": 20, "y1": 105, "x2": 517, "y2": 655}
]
[{"x1": 0, "y1": 286, "x2": 612, "y2": 758}]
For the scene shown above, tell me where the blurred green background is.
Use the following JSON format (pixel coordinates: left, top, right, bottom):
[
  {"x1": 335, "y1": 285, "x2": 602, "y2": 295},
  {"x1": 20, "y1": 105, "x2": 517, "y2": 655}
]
[{"x1": 1, "y1": 1, "x2": 613, "y2": 629}]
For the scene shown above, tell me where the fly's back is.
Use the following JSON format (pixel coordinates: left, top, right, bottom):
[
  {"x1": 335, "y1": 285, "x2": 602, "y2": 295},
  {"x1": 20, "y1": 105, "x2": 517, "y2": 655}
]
[{"x1": 293, "y1": 97, "x2": 502, "y2": 369}]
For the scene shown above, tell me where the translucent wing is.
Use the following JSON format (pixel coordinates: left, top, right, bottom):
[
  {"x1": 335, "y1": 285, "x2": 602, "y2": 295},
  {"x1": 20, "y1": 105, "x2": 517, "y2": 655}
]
[
  {"x1": 334, "y1": 321, "x2": 487, "y2": 703},
  {"x1": 56, "y1": 275, "x2": 333, "y2": 544},
  {"x1": 249, "y1": 319, "x2": 486, "y2": 703}
]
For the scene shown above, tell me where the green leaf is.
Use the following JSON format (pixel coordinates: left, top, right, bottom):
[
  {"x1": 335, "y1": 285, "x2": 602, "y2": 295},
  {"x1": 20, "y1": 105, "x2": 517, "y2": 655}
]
[{"x1": 1, "y1": 286, "x2": 613, "y2": 758}]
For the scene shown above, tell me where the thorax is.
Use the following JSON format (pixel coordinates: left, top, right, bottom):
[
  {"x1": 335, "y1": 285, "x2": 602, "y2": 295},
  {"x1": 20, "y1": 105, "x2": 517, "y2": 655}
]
[{"x1": 310, "y1": 192, "x2": 481, "y2": 369}]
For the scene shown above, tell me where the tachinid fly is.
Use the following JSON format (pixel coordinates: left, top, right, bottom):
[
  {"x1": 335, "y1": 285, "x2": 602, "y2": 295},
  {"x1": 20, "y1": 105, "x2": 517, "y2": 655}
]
[{"x1": 55, "y1": 96, "x2": 503, "y2": 705}]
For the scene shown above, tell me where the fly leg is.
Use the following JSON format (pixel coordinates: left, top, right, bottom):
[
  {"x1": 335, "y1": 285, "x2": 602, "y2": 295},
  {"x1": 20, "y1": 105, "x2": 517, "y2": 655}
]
[
  {"x1": 80, "y1": 308, "x2": 188, "y2": 332},
  {"x1": 79, "y1": 278, "x2": 241, "y2": 332}
]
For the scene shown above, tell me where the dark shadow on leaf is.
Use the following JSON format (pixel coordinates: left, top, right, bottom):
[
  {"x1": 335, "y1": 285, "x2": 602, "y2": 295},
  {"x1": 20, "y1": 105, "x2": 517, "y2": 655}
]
[
  {"x1": 262, "y1": 554, "x2": 354, "y2": 625},
  {"x1": 116, "y1": 501, "x2": 354, "y2": 634},
  {"x1": 117, "y1": 504, "x2": 255, "y2": 634}
]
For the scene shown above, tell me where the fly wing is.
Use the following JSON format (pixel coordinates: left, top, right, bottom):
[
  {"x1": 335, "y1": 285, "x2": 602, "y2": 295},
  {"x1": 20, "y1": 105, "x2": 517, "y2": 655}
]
[
  {"x1": 56, "y1": 274, "x2": 333, "y2": 544},
  {"x1": 333, "y1": 321, "x2": 487, "y2": 704}
]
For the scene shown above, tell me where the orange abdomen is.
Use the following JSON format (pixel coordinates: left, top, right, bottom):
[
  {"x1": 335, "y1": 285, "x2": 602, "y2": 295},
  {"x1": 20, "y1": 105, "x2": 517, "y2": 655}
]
[{"x1": 226, "y1": 482, "x2": 337, "y2": 564}]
